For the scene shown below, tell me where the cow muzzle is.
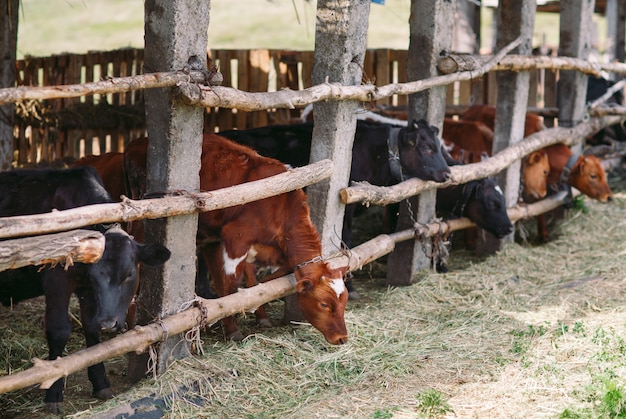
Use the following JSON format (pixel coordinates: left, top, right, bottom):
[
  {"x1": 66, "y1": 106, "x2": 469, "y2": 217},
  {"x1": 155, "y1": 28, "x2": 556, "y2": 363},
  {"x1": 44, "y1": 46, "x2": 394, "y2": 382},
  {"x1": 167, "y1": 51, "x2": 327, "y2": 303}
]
[
  {"x1": 99, "y1": 318, "x2": 126, "y2": 333},
  {"x1": 326, "y1": 333, "x2": 349, "y2": 345}
]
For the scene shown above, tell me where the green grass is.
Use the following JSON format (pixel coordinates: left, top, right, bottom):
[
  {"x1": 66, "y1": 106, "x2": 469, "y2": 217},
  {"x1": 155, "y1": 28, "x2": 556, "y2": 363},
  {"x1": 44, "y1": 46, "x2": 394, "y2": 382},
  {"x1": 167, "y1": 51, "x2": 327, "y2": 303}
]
[{"x1": 16, "y1": 0, "x2": 608, "y2": 59}]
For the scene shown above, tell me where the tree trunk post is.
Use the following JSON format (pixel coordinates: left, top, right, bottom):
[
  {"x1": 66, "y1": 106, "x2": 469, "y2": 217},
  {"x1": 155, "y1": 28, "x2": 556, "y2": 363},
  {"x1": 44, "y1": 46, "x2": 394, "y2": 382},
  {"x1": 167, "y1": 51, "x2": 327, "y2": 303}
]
[
  {"x1": 558, "y1": 0, "x2": 596, "y2": 154},
  {"x1": 282, "y1": 0, "x2": 370, "y2": 323},
  {"x1": 386, "y1": 0, "x2": 455, "y2": 285},
  {"x1": 477, "y1": 0, "x2": 536, "y2": 255},
  {"x1": 0, "y1": 0, "x2": 18, "y2": 170},
  {"x1": 127, "y1": 0, "x2": 210, "y2": 382}
]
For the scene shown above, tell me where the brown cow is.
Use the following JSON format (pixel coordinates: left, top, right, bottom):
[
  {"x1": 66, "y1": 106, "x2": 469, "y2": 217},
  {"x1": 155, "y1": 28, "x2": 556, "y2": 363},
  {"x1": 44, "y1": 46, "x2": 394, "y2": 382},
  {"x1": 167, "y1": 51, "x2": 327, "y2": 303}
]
[
  {"x1": 542, "y1": 144, "x2": 612, "y2": 202},
  {"x1": 123, "y1": 135, "x2": 349, "y2": 345},
  {"x1": 460, "y1": 104, "x2": 546, "y2": 137},
  {"x1": 74, "y1": 152, "x2": 126, "y2": 201},
  {"x1": 442, "y1": 118, "x2": 494, "y2": 164},
  {"x1": 442, "y1": 118, "x2": 548, "y2": 201},
  {"x1": 536, "y1": 143, "x2": 612, "y2": 241},
  {"x1": 522, "y1": 151, "x2": 550, "y2": 202}
]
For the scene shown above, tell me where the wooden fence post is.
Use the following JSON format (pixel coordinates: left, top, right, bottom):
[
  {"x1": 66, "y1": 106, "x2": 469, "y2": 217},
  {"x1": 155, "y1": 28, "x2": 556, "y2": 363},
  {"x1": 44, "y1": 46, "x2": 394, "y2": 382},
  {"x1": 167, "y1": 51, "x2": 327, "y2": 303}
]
[
  {"x1": 282, "y1": 0, "x2": 370, "y2": 321},
  {"x1": 478, "y1": 0, "x2": 536, "y2": 254},
  {"x1": 386, "y1": 0, "x2": 455, "y2": 285},
  {"x1": 127, "y1": 0, "x2": 210, "y2": 382},
  {"x1": 558, "y1": 0, "x2": 596, "y2": 154},
  {"x1": 0, "y1": 0, "x2": 18, "y2": 170}
]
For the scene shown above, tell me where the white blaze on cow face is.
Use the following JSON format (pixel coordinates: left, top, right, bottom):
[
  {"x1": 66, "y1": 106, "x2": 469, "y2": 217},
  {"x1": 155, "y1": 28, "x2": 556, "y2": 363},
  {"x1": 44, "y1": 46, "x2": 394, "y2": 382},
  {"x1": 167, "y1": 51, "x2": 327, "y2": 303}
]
[
  {"x1": 329, "y1": 278, "x2": 346, "y2": 299},
  {"x1": 495, "y1": 185, "x2": 504, "y2": 196},
  {"x1": 223, "y1": 247, "x2": 247, "y2": 275}
]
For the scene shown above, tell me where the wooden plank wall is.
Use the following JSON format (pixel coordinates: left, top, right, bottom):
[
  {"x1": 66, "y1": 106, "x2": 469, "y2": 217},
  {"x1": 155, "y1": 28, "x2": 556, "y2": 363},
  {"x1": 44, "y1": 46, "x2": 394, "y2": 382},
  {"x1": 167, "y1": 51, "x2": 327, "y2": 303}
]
[
  {"x1": 13, "y1": 47, "x2": 558, "y2": 164},
  {"x1": 14, "y1": 48, "x2": 145, "y2": 165}
]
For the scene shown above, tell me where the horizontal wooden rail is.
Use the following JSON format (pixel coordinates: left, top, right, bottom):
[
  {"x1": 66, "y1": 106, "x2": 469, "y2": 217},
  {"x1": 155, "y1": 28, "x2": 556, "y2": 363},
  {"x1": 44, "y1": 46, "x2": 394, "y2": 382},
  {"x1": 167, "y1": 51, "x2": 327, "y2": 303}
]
[
  {"x1": 0, "y1": 230, "x2": 104, "y2": 272},
  {"x1": 0, "y1": 71, "x2": 209, "y2": 106},
  {"x1": 0, "y1": 159, "x2": 332, "y2": 239},
  {"x1": 180, "y1": 52, "x2": 626, "y2": 110},
  {"x1": 0, "y1": 189, "x2": 575, "y2": 395},
  {"x1": 1, "y1": 37, "x2": 523, "y2": 108}
]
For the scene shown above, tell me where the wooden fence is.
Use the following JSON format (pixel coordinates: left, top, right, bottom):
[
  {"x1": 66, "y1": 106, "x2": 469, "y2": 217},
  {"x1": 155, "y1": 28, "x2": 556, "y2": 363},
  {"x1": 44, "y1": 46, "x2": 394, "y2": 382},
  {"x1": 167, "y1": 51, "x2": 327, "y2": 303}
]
[
  {"x1": 3, "y1": 32, "x2": 626, "y2": 396},
  {"x1": 13, "y1": 47, "x2": 560, "y2": 165}
]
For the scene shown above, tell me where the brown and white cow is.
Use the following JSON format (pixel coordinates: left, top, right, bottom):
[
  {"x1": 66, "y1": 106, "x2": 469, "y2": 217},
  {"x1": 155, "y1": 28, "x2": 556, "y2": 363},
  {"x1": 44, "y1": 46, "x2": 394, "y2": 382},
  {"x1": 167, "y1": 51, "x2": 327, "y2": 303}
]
[{"x1": 121, "y1": 135, "x2": 349, "y2": 344}]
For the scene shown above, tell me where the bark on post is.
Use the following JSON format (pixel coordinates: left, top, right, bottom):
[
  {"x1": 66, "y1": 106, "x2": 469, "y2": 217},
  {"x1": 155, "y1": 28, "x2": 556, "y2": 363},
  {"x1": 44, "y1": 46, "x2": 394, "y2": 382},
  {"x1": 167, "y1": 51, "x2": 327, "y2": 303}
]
[
  {"x1": 386, "y1": 0, "x2": 455, "y2": 285},
  {"x1": 558, "y1": 0, "x2": 596, "y2": 154},
  {"x1": 478, "y1": 0, "x2": 535, "y2": 254},
  {"x1": 617, "y1": 1, "x2": 626, "y2": 67},
  {"x1": 128, "y1": 0, "x2": 210, "y2": 382},
  {"x1": 453, "y1": 0, "x2": 483, "y2": 103},
  {"x1": 0, "y1": 0, "x2": 18, "y2": 170},
  {"x1": 282, "y1": 0, "x2": 370, "y2": 322},
  {"x1": 605, "y1": 0, "x2": 626, "y2": 76}
]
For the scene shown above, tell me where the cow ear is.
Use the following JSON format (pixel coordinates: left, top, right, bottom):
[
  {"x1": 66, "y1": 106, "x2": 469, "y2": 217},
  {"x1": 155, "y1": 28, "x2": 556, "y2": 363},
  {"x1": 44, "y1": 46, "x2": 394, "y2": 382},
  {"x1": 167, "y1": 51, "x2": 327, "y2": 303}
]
[
  {"x1": 528, "y1": 151, "x2": 542, "y2": 164},
  {"x1": 237, "y1": 153, "x2": 249, "y2": 164},
  {"x1": 296, "y1": 278, "x2": 314, "y2": 294},
  {"x1": 136, "y1": 243, "x2": 171, "y2": 266},
  {"x1": 575, "y1": 156, "x2": 588, "y2": 174}
]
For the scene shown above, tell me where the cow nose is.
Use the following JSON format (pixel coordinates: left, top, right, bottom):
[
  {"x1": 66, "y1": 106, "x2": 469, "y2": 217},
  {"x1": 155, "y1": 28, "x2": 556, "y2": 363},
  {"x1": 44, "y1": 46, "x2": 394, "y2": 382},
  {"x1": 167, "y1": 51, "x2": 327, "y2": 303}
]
[
  {"x1": 99, "y1": 319, "x2": 118, "y2": 331},
  {"x1": 443, "y1": 171, "x2": 451, "y2": 181},
  {"x1": 607, "y1": 195, "x2": 613, "y2": 202},
  {"x1": 334, "y1": 335, "x2": 349, "y2": 345}
]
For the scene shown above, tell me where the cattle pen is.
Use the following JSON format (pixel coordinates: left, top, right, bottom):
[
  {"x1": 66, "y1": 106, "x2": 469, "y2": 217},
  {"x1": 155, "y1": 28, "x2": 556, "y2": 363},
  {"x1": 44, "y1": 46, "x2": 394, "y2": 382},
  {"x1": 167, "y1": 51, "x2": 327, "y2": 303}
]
[{"x1": 1, "y1": 0, "x2": 626, "y2": 417}]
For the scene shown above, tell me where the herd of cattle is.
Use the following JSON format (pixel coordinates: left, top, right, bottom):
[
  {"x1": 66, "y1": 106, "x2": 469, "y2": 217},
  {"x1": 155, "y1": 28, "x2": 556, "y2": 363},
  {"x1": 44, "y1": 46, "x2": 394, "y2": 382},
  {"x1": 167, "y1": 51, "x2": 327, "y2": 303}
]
[{"x1": 0, "y1": 76, "x2": 622, "y2": 411}]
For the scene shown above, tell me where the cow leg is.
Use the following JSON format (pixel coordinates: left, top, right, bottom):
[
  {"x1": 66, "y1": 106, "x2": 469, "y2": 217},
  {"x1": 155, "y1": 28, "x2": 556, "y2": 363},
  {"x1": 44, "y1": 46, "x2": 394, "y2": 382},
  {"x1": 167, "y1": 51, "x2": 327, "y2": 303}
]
[
  {"x1": 77, "y1": 291, "x2": 113, "y2": 400},
  {"x1": 42, "y1": 269, "x2": 73, "y2": 413},
  {"x1": 195, "y1": 248, "x2": 216, "y2": 299},
  {"x1": 243, "y1": 263, "x2": 272, "y2": 328},
  {"x1": 203, "y1": 243, "x2": 246, "y2": 341},
  {"x1": 537, "y1": 213, "x2": 549, "y2": 242}
]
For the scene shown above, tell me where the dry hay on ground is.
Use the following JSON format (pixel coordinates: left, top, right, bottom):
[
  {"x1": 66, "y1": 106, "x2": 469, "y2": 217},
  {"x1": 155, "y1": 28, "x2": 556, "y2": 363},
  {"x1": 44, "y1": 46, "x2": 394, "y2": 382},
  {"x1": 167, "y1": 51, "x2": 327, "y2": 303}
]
[{"x1": 1, "y1": 173, "x2": 626, "y2": 418}]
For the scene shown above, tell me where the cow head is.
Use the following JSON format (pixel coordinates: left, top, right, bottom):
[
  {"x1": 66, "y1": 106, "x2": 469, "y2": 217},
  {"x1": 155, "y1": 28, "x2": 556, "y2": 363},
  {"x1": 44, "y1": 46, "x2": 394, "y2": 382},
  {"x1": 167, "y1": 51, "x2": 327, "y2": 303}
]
[
  {"x1": 295, "y1": 266, "x2": 349, "y2": 345},
  {"x1": 522, "y1": 151, "x2": 550, "y2": 202},
  {"x1": 87, "y1": 226, "x2": 171, "y2": 333},
  {"x1": 464, "y1": 179, "x2": 513, "y2": 238},
  {"x1": 398, "y1": 119, "x2": 451, "y2": 183},
  {"x1": 570, "y1": 155, "x2": 613, "y2": 203}
]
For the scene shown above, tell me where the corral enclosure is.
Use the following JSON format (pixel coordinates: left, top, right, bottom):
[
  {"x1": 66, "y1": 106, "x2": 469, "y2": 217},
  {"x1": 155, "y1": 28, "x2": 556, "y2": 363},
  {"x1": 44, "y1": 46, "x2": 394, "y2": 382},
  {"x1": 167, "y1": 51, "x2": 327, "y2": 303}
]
[{"x1": 1, "y1": 0, "x2": 626, "y2": 418}]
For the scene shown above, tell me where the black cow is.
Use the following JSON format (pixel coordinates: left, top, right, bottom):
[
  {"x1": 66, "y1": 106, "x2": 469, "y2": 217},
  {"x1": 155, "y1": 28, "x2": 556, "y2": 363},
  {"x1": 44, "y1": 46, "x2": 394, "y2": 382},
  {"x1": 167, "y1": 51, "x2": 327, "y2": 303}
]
[
  {"x1": 432, "y1": 153, "x2": 513, "y2": 271},
  {"x1": 0, "y1": 167, "x2": 171, "y2": 413},
  {"x1": 586, "y1": 75, "x2": 626, "y2": 144},
  {"x1": 220, "y1": 119, "x2": 451, "y2": 245},
  {"x1": 436, "y1": 178, "x2": 513, "y2": 238},
  {"x1": 220, "y1": 119, "x2": 451, "y2": 298}
]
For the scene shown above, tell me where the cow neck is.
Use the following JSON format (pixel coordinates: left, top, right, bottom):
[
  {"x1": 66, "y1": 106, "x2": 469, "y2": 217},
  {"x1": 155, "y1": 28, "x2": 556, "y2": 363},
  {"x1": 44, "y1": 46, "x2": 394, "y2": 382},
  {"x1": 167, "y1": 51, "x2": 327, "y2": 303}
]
[
  {"x1": 283, "y1": 219, "x2": 326, "y2": 280},
  {"x1": 292, "y1": 256, "x2": 328, "y2": 281},
  {"x1": 387, "y1": 127, "x2": 403, "y2": 181},
  {"x1": 453, "y1": 181, "x2": 478, "y2": 217}
]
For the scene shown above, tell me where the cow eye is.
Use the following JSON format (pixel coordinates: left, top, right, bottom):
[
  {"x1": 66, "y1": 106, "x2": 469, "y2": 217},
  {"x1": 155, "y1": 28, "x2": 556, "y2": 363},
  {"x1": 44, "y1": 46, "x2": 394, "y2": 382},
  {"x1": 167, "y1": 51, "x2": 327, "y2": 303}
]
[
  {"x1": 320, "y1": 302, "x2": 329, "y2": 309},
  {"x1": 590, "y1": 174, "x2": 598, "y2": 180}
]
